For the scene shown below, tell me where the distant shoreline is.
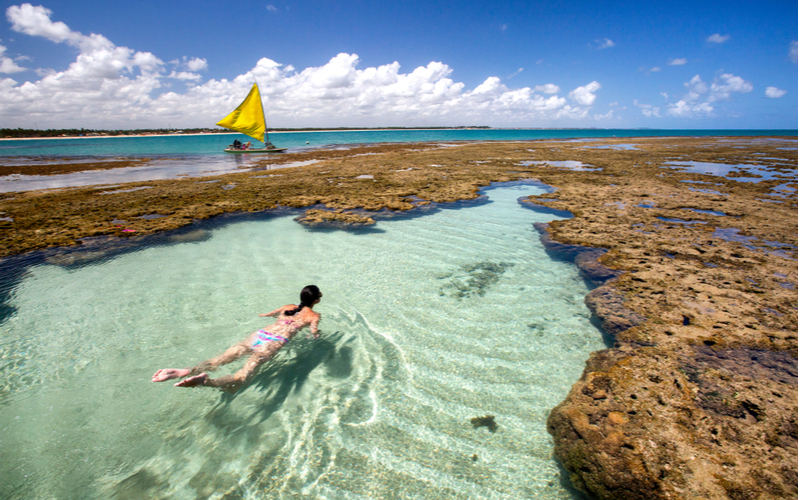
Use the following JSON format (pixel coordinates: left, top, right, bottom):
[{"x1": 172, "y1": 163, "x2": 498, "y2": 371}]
[{"x1": 1, "y1": 127, "x2": 796, "y2": 142}]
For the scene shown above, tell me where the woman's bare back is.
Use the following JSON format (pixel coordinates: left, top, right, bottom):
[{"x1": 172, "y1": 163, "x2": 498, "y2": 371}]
[{"x1": 258, "y1": 304, "x2": 321, "y2": 341}]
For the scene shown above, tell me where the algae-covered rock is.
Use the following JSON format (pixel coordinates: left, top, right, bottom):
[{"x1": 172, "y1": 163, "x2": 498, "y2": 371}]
[
  {"x1": 439, "y1": 262, "x2": 514, "y2": 299},
  {"x1": 296, "y1": 209, "x2": 376, "y2": 226},
  {"x1": 470, "y1": 415, "x2": 498, "y2": 432},
  {"x1": 548, "y1": 344, "x2": 798, "y2": 499},
  {"x1": 584, "y1": 285, "x2": 647, "y2": 336}
]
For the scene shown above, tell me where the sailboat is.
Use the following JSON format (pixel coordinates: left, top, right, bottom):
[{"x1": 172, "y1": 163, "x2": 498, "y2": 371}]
[{"x1": 217, "y1": 83, "x2": 286, "y2": 153}]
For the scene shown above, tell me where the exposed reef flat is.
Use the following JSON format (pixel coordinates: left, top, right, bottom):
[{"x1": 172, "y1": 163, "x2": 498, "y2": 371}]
[
  {"x1": 0, "y1": 157, "x2": 153, "y2": 176},
  {"x1": 0, "y1": 137, "x2": 797, "y2": 499}
]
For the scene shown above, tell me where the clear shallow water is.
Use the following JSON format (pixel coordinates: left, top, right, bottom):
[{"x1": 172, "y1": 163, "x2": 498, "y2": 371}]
[
  {"x1": 663, "y1": 160, "x2": 797, "y2": 182},
  {"x1": 0, "y1": 183, "x2": 605, "y2": 499}
]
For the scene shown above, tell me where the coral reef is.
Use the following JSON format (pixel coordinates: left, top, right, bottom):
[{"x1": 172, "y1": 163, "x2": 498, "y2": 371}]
[{"x1": 296, "y1": 208, "x2": 376, "y2": 226}]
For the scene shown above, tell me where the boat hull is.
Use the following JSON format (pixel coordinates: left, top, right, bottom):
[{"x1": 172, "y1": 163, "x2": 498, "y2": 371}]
[{"x1": 224, "y1": 148, "x2": 287, "y2": 154}]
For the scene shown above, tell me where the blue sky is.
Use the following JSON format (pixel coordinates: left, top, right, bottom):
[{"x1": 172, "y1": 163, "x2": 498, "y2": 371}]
[{"x1": 0, "y1": 0, "x2": 796, "y2": 129}]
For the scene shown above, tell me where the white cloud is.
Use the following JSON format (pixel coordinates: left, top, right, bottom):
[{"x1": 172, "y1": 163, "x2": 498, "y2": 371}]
[
  {"x1": 534, "y1": 83, "x2": 560, "y2": 94},
  {"x1": 266, "y1": 4, "x2": 278, "y2": 12},
  {"x1": 642, "y1": 71, "x2": 754, "y2": 120},
  {"x1": 0, "y1": 4, "x2": 610, "y2": 128},
  {"x1": 667, "y1": 58, "x2": 687, "y2": 66},
  {"x1": 765, "y1": 86, "x2": 787, "y2": 98},
  {"x1": 667, "y1": 100, "x2": 713, "y2": 118},
  {"x1": 7, "y1": 3, "x2": 164, "y2": 78},
  {"x1": 657, "y1": 72, "x2": 751, "y2": 118},
  {"x1": 790, "y1": 41, "x2": 798, "y2": 64},
  {"x1": 0, "y1": 43, "x2": 26, "y2": 73},
  {"x1": 169, "y1": 71, "x2": 201, "y2": 81},
  {"x1": 634, "y1": 99, "x2": 660, "y2": 118},
  {"x1": 595, "y1": 38, "x2": 615, "y2": 49},
  {"x1": 568, "y1": 81, "x2": 601, "y2": 106},
  {"x1": 185, "y1": 57, "x2": 207, "y2": 72},
  {"x1": 593, "y1": 109, "x2": 614, "y2": 120},
  {"x1": 7, "y1": 4, "x2": 72, "y2": 43},
  {"x1": 684, "y1": 74, "x2": 708, "y2": 101},
  {"x1": 706, "y1": 33, "x2": 729, "y2": 44},
  {"x1": 709, "y1": 73, "x2": 752, "y2": 101},
  {"x1": 507, "y1": 67, "x2": 523, "y2": 79}
]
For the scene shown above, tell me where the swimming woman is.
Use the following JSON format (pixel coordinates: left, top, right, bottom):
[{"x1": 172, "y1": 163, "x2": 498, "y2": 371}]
[{"x1": 152, "y1": 285, "x2": 322, "y2": 392}]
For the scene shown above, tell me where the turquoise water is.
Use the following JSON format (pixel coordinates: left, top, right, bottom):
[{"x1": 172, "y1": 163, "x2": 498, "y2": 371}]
[
  {"x1": 0, "y1": 128, "x2": 795, "y2": 157},
  {"x1": 0, "y1": 183, "x2": 605, "y2": 499}
]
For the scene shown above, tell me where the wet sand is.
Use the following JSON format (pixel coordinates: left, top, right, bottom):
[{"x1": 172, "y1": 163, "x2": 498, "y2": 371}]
[{"x1": 0, "y1": 137, "x2": 797, "y2": 499}]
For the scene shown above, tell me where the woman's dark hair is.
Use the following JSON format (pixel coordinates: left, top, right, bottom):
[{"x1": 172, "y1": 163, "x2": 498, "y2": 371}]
[{"x1": 284, "y1": 285, "x2": 321, "y2": 316}]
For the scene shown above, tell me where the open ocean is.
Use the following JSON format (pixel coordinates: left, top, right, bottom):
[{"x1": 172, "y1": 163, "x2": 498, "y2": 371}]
[{"x1": 0, "y1": 128, "x2": 796, "y2": 157}]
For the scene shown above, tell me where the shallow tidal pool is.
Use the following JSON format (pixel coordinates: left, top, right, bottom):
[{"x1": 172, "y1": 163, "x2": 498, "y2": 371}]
[{"x1": 0, "y1": 182, "x2": 606, "y2": 499}]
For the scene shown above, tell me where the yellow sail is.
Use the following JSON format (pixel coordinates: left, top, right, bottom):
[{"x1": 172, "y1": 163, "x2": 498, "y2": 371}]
[{"x1": 216, "y1": 83, "x2": 266, "y2": 143}]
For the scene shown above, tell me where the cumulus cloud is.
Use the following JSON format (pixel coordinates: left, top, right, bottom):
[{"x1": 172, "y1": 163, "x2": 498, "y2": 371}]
[
  {"x1": 185, "y1": 57, "x2": 207, "y2": 72},
  {"x1": 765, "y1": 86, "x2": 787, "y2": 98},
  {"x1": 0, "y1": 43, "x2": 26, "y2": 73},
  {"x1": 569, "y1": 81, "x2": 601, "y2": 106},
  {"x1": 169, "y1": 71, "x2": 202, "y2": 81},
  {"x1": 667, "y1": 58, "x2": 687, "y2": 65},
  {"x1": 639, "y1": 71, "x2": 754, "y2": 121},
  {"x1": 634, "y1": 100, "x2": 660, "y2": 118},
  {"x1": 709, "y1": 73, "x2": 753, "y2": 101},
  {"x1": 684, "y1": 74, "x2": 708, "y2": 101},
  {"x1": 7, "y1": 4, "x2": 72, "y2": 43},
  {"x1": 534, "y1": 83, "x2": 560, "y2": 94},
  {"x1": 0, "y1": 4, "x2": 608, "y2": 128},
  {"x1": 7, "y1": 3, "x2": 164, "y2": 77},
  {"x1": 667, "y1": 100, "x2": 713, "y2": 118},
  {"x1": 706, "y1": 33, "x2": 729, "y2": 43}
]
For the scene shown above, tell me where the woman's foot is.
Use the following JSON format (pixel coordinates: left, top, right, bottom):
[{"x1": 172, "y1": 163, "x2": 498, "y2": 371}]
[
  {"x1": 152, "y1": 368, "x2": 191, "y2": 382},
  {"x1": 174, "y1": 373, "x2": 208, "y2": 387}
]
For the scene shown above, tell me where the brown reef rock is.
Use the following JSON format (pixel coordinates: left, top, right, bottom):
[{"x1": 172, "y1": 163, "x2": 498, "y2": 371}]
[
  {"x1": 296, "y1": 208, "x2": 376, "y2": 226},
  {"x1": 0, "y1": 137, "x2": 797, "y2": 499}
]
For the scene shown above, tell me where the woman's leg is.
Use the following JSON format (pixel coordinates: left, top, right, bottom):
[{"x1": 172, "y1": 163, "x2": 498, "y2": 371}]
[
  {"x1": 189, "y1": 343, "x2": 250, "y2": 375},
  {"x1": 178, "y1": 345, "x2": 282, "y2": 391},
  {"x1": 152, "y1": 343, "x2": 250, "y2": 382}
]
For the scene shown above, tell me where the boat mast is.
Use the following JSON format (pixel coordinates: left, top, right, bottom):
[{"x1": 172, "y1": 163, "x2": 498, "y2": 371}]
[{"x1": 253, "y1": 77, "x2": 272, "y2": 147}]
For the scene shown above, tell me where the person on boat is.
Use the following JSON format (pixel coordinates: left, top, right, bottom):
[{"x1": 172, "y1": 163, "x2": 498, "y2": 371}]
[
  {"x1": 151, "y1": 285, "x2": 322, "y2": 392},
  {"x1": 243, "y1": 141, "x2": 251, "y2": 150},
  {"x1": 232, "y1": 139, "x2": 242, "y2": 149}
]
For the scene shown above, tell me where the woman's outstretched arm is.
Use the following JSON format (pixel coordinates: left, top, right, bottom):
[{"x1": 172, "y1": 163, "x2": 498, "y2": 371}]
[{"x1": 259, "y1": 304, "x2": 292, "y2": 317}]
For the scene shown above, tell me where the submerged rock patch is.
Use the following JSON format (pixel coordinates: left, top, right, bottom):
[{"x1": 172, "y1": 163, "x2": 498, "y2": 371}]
[{"x1": 438, "y1": 261, "x2": 514, "y2": 299}]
